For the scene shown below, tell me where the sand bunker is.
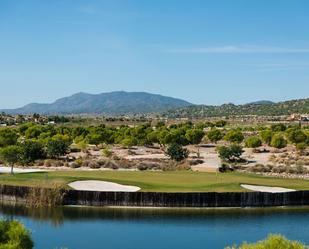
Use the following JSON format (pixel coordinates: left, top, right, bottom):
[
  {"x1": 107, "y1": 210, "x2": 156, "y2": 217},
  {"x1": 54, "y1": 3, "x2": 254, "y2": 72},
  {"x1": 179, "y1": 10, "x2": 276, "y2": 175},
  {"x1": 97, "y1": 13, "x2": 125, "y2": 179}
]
[
  {"x1": 0, "y1": 167, "x2": 46, "y2": 174},
  {"x1": 241, "y1": 184, "x2": 295, "y2": 193},
  {"x1": 68, "y1": 180, "x2": 141, "y2": 192}
]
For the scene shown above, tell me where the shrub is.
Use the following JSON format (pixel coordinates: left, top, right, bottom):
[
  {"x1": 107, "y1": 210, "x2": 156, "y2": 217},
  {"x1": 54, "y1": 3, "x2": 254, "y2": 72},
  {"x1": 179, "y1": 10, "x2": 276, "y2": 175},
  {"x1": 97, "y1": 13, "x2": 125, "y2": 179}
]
[
  {"x1": 89, "y1": 161, "x2": 101, "y2": 169},
  {"x1": 101, "y1": 148, "x2": 113, "y2": 157},
  {"x1": 189, "y1": 159, "x2": 204, "y2": 165},
  {"x1": 219, "y1": 163, "x2": 234, "y2": 172},
  {"x1": 207, "y1": 128, "x2": 223, "y2": 143},
  {"x1": 46, "y1": 139, "x2": 69, "y2": 159},
  {"x1": 20, "y1": 140, "x2": 45, "y2": 164},
  {"x1": 0, "y1": 220, "x2": 33, "y2": 249},
  {"x1": 137, "y1": 162, "x2": 160, "y2": 171},
  {"x1": 245, "y1": 136, "x2": 262, "y2": 148},
  {"x1": 249, "y1": 164, "x2": 273, "y2": 173},
  {"x1": 43, "y1": 159, "x2": 63, "y2": 167},
  {"x1": 286, "y1": 128, "x2": 307, "y2": 144},
  {"x1": 296, "y1": 142, "x2": 308, "y2": 151},
  {"x1": 217, "y1": 144, "x2": 243, "y2": 162},
  {"x1": 214, "y1": 120, "x2": 227, "y2": 127},
  {"x1": 271, "y1": 123, "x2": 287, "y2": 132},
  {"x1": 116, "y1": 159, "x2": 134, "y2": 169},
  {"x1": 26, "y1": 183, "x2": 65, "y2": 208},
  {"x1": 175, "y1": 160, "x2": 191, "y2": 170},
  {"x1": 226, "y1": 234, "x2": 309, "y2": 249},
  {"x1": 104, "y1": 160, "x2": 119, "y2": 169},
  {"x1": 0, "y1": 129, "x2": 18, "y2": 147},
  {"x1": 224, "y1": 130, "x2": 244, "y2": 144},
  {"x1": 166, "y1": 143, "x2": 189, "y2": 162},
  {"x1": 74, "y1": 158, "x2": 83, "y2": 166},
  {"x1": 0, "y1": 145, "x2": 23, "y2": 173},
  {"x1": 260, "y1": 129, "x2": 273, "y2": 145},
  {"x1": 121, "y1": 137, "x2": 137, "y2": 147},
  {"x1": 296, "y1": 164, "x2": 307, "y2": 174},
  {"x1": 270, "y1": 134, "x2": 287, "y2": 149},
  {"x1": 272, "y1": 165, "x2": 287, "y2": 174}
]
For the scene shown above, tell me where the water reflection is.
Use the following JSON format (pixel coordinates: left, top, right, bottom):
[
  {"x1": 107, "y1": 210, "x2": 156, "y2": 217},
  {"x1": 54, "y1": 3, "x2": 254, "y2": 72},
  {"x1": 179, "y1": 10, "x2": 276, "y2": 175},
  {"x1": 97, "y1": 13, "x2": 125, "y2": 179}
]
[
  {"x1": 2, "y1": 203, "x2": 309, "y2": 249},
  {"x1": 1, "y1": 202, "x2": 309, "y2": 227}
]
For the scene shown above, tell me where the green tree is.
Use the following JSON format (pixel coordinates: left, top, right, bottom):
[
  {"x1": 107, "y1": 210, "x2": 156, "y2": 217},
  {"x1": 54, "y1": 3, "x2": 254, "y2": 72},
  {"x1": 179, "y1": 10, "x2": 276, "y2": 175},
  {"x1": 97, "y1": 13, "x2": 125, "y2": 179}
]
[
  {"x1": 286, "y1": 128, "x2": 307, "y2": 144},
  {"x1": 271, "y1": 123, "x2": 287, "y2": 132},
  {"x1": 0, "y1": 145, "x2": 23, "y2": 174},
  {"x1": 0, "y1": 220, "x2": 33, "y2": 249},
  {"x1": 121, "y1": 137, "x2": 137, "y2": 148},
  {"x1": 166, "y1": 129, "x2": 189, "y2": 146},
  {"x1": 270, "y1": 134, "x2": 287, "y2": 149},
  {"x1": 226, "y1": 234, "x2": 309, "y2": 249},
  {"x1": 185, "y1": 129, "x2": 205, "y2": 157},
  {"x1": 224, "y1": 130, "x2": 244, "y2": 144},
  {"x1": 185, "y1": 129, "x2": 205, "y2": 145},
  {"x1": 260, "y1": 129, "x2": 273, "y2": 145},
  {"x1": 207, "y1": 128, "x2": 223, "y2": 143},
  {"x1": 25, "y1": 126, "x2": 42, "y2": 139},
  {"x1": 245, "y1": 136, "x2": 262, "y2": 148},
  {"x1": 217, "y1": 144, "x2": 243, "y2": 162},
  {"x1": 215, "y1": 120, "x2": 227, "y2": 127},
  {"x1": 86, "y1": 133, "x2": 103, "y2": 146},
  {"x1": 46, "y1": 139, "x2": 69, "y2": 159},
  {"x1": 166, "y1": 143, "x2": 189, "y2": 162},
  {"x1": 20, "y1": 140, "x2": 45, "y2": 164},
  {"x1": 0, "y1": 129, "x2": 18, "y2": 147}
]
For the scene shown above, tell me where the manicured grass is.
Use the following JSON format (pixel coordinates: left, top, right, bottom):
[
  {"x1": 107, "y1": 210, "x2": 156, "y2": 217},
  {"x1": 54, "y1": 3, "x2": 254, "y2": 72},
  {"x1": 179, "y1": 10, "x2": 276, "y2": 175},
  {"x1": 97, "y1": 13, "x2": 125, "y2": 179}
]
[{"x1": 1, "y1": 170, "x2": 309, "y2": 192}]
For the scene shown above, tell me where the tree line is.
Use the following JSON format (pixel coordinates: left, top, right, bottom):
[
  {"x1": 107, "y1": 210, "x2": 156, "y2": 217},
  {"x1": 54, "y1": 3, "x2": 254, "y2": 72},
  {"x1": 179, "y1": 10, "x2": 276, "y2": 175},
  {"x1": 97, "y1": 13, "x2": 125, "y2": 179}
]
[{"x1": 0, "y1": 121, "x2": 308, "y2": 171}]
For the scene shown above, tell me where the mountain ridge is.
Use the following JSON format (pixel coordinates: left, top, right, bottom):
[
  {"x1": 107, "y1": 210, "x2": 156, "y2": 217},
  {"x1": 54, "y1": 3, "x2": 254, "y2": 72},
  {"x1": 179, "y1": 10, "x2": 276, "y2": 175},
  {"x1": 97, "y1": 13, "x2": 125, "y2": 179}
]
[
  {"x1": 163, "y1": 98, "x2": 309, "y2": 118},
  {"x1": 1, "y1": 91, "x2": 192, "y2": 115}
]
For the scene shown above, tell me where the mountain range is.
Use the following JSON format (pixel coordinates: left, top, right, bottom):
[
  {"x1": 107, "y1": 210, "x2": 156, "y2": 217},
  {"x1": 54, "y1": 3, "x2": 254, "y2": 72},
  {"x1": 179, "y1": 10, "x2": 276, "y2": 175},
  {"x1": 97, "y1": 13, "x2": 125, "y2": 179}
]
[
  {"x1": 1, "y1": 91, "x2": 308, "y2": 117},
  {"x1": 1, "y1": 91, "x2": 192, "y2": 115}
]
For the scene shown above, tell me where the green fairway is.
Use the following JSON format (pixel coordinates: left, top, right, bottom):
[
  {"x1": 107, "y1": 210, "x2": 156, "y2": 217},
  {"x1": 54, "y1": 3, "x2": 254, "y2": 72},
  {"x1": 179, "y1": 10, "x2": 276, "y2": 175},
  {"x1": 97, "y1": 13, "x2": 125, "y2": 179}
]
[{"x1": 1, "y1": 170, "x2": 309, "y2": 192}]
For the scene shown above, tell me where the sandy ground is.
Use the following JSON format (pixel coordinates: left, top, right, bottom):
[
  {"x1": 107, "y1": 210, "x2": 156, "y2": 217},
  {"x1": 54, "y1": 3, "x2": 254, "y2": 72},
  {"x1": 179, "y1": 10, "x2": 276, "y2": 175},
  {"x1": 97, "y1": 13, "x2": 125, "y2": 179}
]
[
  {"x1": 0, "y1": 166, "x2": 46, "y2": 174},
  {"x1": 241, "y1": 184, "x2": 295, "y2": 193},
  {"x1": 125, "y1": 153, "x2": 167, "y2": 160},
  {"x1": 191, "y1": 145, "x2": 221, "y2": 172},
  {"x1": 243, "y1": 148, "x2": 270, "y2": 167},
  {"x1": 191, "y1": 146, "x2": 274, "y2": 172},
  {"x1": 68, "y1": 180, "x2": 141, "y2": 192}
]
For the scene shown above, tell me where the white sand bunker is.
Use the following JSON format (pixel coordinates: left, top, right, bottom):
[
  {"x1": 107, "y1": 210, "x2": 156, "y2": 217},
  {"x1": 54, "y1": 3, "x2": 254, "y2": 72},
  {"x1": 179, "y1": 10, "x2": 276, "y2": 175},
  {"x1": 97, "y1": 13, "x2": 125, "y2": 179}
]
[
  {"x1": 68, "y1": 180, "x2": 141, "y2": 192},
  {"x1": 0, "y1": 167, "x2": 46, "y2": 174},
  {"x1": 241, "y1": 184, "x2": 295, "y2": 193}
]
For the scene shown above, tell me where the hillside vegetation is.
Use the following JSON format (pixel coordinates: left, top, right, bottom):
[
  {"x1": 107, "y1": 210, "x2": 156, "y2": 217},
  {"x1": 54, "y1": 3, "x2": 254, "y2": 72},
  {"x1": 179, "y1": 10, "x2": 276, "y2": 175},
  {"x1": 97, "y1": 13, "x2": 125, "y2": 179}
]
[{"x1": 163, "y1": 98, "x2": 309, "y2": 118}]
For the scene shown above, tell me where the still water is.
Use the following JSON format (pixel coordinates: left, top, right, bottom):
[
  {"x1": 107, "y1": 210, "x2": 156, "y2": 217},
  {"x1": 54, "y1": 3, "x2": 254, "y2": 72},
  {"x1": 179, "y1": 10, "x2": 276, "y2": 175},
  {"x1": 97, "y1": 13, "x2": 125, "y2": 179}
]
[{"x1": 1, "y1": 203, "x2": 309, "y2": 249}]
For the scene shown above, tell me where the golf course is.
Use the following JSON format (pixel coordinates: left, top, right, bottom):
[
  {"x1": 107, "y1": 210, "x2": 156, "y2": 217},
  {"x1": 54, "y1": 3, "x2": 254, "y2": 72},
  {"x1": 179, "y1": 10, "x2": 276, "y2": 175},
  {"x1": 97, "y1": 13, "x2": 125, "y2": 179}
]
[{"x1": 1, "y1": 170, "x2": 309, "y2": 192}]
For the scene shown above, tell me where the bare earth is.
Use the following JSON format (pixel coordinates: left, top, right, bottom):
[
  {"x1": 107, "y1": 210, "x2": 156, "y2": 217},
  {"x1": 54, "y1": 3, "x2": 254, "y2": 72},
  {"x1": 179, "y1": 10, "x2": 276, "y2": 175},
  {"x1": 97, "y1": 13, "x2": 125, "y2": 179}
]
[
  {"x1": 191, "y1": 145, "x2": 221, "y2": 172},
  {"x1": 68, "y1": 180, "x2": 141, "y2": 192},
  {"x1": 241, "y1": 184, "x2": 295, "y2": 193}
]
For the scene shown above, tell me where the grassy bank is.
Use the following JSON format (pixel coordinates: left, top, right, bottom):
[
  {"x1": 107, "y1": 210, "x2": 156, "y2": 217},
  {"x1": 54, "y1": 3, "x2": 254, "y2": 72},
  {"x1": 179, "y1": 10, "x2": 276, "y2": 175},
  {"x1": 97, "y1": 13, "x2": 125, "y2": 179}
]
[{"x1": 1, "y1": 170, "x2": 309, "y2": 192}]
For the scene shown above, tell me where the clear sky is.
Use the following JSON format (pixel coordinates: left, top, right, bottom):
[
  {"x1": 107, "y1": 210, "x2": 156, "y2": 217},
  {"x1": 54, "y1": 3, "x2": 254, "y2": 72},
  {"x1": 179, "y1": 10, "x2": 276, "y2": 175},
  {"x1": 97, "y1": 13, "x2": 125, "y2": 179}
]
[{"x1": 1, "y1": 0, "x2": 309, "y2": 108}]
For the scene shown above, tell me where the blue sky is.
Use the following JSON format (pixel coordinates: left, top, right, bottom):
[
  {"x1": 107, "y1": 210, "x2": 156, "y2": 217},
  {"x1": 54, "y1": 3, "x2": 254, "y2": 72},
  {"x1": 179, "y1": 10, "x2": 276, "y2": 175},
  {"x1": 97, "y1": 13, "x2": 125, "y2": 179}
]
[{"x1": 1, "y1": 0, "x2": 309, "y2": 108}]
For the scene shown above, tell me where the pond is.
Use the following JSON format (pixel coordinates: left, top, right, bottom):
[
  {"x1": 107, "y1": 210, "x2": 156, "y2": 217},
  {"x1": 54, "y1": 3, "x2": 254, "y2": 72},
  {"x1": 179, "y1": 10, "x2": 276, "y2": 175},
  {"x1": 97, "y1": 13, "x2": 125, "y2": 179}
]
[{"x1": 1, "y1": 203, "x2": 309, "y2": 249}]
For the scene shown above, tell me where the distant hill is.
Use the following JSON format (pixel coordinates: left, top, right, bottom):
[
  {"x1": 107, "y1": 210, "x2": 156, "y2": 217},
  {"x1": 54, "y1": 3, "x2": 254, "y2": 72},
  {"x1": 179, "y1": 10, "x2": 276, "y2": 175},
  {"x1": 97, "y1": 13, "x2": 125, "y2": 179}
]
[
  {"x1": 1, "y1": 91, "x2": 192, "y2": 115},
  {"x1": 163, "y1": 98, "x2": 309, "y2": 118}
]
